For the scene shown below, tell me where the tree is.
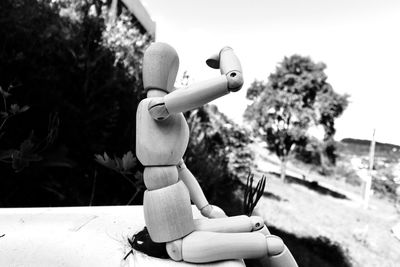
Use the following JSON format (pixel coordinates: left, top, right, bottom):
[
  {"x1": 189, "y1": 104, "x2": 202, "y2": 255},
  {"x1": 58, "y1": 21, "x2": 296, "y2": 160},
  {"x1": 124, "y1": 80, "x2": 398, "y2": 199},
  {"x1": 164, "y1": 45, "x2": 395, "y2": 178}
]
[
  {"x1": 0, "y1": 0, "x2": 254, "y2": 209},
  {"x1": 0, "y1": 0, "x2": 150, "y2": 206},
  {"x1": 184, "y1": 105, "x2": 255, "y2": 215},
  {"x1": 244, "y1": 55, "x2": 349, "y2": 180}
]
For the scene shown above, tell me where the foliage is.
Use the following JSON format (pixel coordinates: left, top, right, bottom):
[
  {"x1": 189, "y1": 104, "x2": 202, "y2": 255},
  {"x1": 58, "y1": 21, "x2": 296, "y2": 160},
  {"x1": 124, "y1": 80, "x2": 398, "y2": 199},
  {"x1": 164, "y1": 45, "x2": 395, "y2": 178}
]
[
  {"x1": 184, "y1": 105, "x2": 255, "y2": 215},
  {"x1": 0, "y1": 0, "x2": 251, "y2": 210},
  {"x1": 0, "y1": 0, "x2": 149, "y2": 206},
  {"x1": 294, "y1": 137, "x2": 342, "y2": 175},
  {"x1": 102, "y1": 8, "x2": 149, "y2": 89},
  {"x1": 293, "y1": 137, "x2": 322, "y2": 166},
  {"x1": 94, "y1": 151, "x2": 144, "y2": 205},
  {"x1": 370, "y1": 160, "x2": 399, "y2": 200},
  {"x1": 333, "y1": 161, "x2": 362, "y2": 186},
  {"x1": 245, "y1": 55, "x2": 349, "y2": 178},
  {"x1": 0, "y1": 85, "x2": 39, "y2": 172},
  {"x1": 95, "y1": 151, "x2": 136, "y2": 175},
  {"x1": 372, "y1": 171, "x2": 398, "y2": 201}
]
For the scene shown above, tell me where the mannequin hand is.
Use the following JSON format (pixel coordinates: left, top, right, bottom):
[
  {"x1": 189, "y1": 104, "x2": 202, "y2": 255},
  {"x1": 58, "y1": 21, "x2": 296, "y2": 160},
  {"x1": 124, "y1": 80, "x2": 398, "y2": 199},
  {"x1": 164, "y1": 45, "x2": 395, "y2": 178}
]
[{"x1": 201, "y1": 204, "x2": 227, "y2": 218}]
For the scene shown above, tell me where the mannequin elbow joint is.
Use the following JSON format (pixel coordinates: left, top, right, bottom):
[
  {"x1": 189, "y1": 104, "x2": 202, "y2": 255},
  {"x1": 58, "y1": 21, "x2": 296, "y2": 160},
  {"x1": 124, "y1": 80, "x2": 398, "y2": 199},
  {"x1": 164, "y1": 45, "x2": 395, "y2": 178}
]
[{"x1": 226, "y1": 71, "x2": 243, "y2": 92}]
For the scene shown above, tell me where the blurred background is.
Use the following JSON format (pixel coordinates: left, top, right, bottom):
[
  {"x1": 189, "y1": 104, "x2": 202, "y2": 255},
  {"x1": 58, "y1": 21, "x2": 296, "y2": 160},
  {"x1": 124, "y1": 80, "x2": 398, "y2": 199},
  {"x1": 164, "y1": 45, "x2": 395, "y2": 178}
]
[{"x1": 1, "y1": 0, "x2": 400, "y2": 266}]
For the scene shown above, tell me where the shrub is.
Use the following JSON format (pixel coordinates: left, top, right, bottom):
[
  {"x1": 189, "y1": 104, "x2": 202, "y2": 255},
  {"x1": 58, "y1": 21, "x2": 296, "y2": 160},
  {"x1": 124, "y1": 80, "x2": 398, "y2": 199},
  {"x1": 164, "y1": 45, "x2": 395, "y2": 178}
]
[
  {"x1": 0, "y1": 1, "x2": 252, "y2": 210},
  {"x1": 0, "y1": 0, "x2": 149, "y2": 206},
  {"x1": 184, "y1": 105, "x2": 255, "y2": 215}
]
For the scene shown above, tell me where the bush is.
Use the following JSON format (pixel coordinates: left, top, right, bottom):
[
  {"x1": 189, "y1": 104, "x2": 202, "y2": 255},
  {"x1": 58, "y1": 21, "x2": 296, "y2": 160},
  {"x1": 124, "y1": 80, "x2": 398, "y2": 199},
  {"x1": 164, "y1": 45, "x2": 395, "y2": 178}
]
[
  {"x1": 0, "y1": 0, "x2": 252, "y2": 210},
  {"x1": 0, "y1": 0, "x2": 149, "y2": 206},
  {"x1": 184, "y1": 105, "x2": 255, "y2": 215},
  {"x1": 294, "y1": 136, "x2": 340, "y2": 176},
  {"x1": 372, "y1": 168, "x2": 398, "y2": 200}
]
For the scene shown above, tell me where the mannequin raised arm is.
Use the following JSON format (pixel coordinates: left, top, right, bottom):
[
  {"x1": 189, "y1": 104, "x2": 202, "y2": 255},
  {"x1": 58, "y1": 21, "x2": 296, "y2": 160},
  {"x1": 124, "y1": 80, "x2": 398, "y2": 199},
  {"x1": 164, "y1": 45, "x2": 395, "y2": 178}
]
[{"x1": 147, "y1": 46, "x2": 243, "y2": 120}]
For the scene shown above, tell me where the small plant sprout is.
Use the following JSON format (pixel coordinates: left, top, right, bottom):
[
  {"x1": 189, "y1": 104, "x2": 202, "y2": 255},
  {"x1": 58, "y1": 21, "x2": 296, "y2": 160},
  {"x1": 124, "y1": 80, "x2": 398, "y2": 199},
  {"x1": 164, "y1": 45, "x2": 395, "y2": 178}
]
[
  {"x1": 0, "y1": 84, "x2": 30, "y2": 133},
  {"x1": 243, "y1": 173, "x2": 267, "y2": 216},
  {"x1": 94, "y1": 151, "x2": 143, "y2": 205}
]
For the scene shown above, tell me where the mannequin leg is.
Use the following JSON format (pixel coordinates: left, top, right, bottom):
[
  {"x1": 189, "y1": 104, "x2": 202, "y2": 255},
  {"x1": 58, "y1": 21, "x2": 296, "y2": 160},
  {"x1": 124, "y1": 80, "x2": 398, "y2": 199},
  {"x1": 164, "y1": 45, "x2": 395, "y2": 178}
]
[
  {"x1": 250, "y1": 224, "x2": 299, "y2": 267},
  {"x1": 194, "y1": 215, "x2": 264, "y2": 233},
  {"x1": 166, "y1": 231, "x2": 284, "y2": 263}
]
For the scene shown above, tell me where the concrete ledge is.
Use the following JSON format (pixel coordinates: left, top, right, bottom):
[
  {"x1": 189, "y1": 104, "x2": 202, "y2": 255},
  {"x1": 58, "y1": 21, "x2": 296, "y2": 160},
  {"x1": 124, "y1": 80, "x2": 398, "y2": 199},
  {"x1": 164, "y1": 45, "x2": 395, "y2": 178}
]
[{"x1": 0, "y1": 206, "x2": 244, "y2": 266}]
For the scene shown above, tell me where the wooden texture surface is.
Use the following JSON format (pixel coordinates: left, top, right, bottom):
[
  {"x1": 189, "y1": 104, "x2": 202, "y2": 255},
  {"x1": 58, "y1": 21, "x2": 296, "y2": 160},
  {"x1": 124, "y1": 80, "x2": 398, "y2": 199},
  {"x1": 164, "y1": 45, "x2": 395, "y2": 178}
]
[
  {"x1": 259, "y1": 246, "x2": 298, "y2": 267},
  {"x1": 205, "y1": 52, "x2": 220, "y2": 69},
  {"x1": 177, "y1": 163, "x2": 209, "y2": 210},
  {"x1": 144, "y1": 166, "x2": 178, "y2": 190},
  {"x1": 182, "y1": 231, "x2": 267, "y2": 263},
  {"x1": 194, "y1": 215, "x2": 258, "y2": 233},
  {"x1": 136, "y1": 98, "x2": 189, "y2": 166},
  {"x1": 0, "y1": 206, "x2": 244, "y2": 267},
  {"x1": 219, "y1": 47, "x2": 242, "y2": 75},
  {"x1": 143, "y1": 42, "x2": 179, "y2": 93},
  {"x1": 164, "y1": 75, "x2": 228, "y2": 114},
  {"x1": 143, "y1": 181, "x2": 194, "y2": 242}
]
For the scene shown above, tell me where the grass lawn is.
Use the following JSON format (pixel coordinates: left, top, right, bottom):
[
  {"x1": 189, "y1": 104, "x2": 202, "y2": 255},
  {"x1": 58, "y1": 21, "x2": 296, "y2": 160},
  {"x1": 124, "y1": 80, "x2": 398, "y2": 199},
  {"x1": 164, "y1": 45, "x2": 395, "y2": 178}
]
[
  {"x1": 253, "y1": 175, "x2": 400, "y2": 267},
  {"x1": 248, "y1": 142, "x2": 400, "y2": 267}
]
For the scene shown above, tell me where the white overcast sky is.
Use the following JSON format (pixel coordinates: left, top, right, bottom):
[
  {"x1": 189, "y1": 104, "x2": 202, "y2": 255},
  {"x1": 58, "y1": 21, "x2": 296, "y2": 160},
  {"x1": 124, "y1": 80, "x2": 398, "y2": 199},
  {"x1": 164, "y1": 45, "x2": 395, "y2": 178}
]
[{"x1": 141, "y1": 0, "x2": 400, "y2": 145}]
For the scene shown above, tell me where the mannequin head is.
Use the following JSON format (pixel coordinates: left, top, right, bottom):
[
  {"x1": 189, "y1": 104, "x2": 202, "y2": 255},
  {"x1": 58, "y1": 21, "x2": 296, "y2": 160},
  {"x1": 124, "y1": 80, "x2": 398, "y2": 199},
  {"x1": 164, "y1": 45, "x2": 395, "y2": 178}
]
[{"x1": 142, "y1": 42, "x2": 179, "y2": 95}]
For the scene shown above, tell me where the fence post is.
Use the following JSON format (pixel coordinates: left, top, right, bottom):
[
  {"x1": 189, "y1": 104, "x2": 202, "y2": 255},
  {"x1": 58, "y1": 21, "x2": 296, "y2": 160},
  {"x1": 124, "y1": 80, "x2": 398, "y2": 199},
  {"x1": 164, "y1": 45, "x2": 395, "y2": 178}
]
[{"x1": 363, "y1": 129, "x2": 375, "y2": 209}]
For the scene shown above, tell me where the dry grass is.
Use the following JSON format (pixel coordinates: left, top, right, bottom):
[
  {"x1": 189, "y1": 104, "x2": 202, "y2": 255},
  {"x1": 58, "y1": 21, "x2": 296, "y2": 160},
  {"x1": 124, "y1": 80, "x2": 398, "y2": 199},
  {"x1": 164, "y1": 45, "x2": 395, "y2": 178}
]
[
  {"x1": 253, "y1": 173, "x2": 400, "y2": 267},
  {"x1": 248, "y1": 142, "x2": 400, "y2": 267}
]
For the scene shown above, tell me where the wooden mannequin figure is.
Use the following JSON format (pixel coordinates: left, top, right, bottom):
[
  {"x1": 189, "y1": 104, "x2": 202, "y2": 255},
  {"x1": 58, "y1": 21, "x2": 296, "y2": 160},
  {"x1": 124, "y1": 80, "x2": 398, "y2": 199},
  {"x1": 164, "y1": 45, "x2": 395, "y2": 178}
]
[{"x1": 135, "y1": 42, "x2": 298, "y2": 266}]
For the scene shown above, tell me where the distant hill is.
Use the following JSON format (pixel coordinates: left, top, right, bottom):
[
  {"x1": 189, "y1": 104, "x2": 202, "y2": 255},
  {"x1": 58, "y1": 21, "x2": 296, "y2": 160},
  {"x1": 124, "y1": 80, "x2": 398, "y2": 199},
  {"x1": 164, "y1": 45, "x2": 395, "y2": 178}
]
[{"x1": 340, "y1": 138, "x2": 400, "y2": 162}]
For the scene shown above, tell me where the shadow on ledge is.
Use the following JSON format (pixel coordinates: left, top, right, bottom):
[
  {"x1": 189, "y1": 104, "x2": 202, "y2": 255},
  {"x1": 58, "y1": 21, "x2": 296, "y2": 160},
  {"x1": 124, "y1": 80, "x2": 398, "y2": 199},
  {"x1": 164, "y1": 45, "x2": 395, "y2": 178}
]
[
  {"x1": 263, "y1": 191, "x2": 288, "y2": 202},
  {"x1": 270, "y1": 172, "x2": 349, "y2": 200},
  {"x1": 246, "y1": 225, "x2": 352, "y2": 267}
]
